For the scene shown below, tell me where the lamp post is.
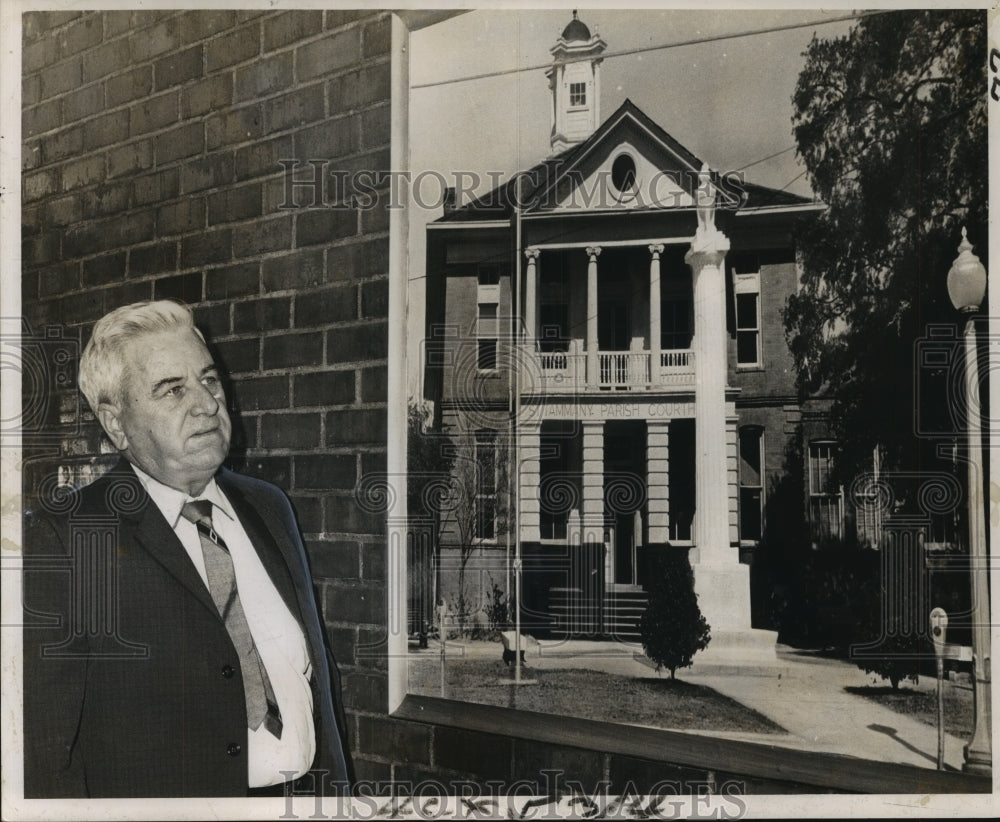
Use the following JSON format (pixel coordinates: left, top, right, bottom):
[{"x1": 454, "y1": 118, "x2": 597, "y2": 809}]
[{"x1": 946, "y1": 226, "x2": 991, "y2": 775}]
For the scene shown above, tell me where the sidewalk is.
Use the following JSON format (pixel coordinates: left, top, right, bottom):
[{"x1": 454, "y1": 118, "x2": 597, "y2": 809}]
[{"x1": 423, "y1": 637, "x2": 974, "y2": 772}]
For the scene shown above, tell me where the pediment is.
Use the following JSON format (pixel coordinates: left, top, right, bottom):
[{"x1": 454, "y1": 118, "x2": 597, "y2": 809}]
[{"x1": 529, "y1": 112, "x2": 704, "y2": 215}]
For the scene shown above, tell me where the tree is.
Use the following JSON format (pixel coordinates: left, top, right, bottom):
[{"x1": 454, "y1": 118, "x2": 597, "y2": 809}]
[
  {"x1": 639, "y1": 550, "x2": 711, "y2": 678},
  {"x1": 785, "y1": 10, "x2": 987, "y2": 481}
]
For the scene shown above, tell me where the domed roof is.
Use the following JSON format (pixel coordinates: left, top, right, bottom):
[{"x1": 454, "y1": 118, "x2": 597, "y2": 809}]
[{"x1": 561, "y1": 11, "x2": 591, "y2": 42}]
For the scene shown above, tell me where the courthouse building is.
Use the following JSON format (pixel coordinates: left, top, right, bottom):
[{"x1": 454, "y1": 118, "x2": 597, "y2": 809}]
[{"x1": 421, "y1": 13, "x2": 832, "y2": 643}]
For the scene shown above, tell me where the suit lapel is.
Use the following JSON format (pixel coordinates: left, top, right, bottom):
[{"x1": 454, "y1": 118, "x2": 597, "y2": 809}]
[{"x1": 217, "y1": 472, "x2": 303, "y2": 628}]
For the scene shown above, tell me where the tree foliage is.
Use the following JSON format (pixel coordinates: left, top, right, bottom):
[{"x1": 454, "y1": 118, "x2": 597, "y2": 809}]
[
  {"x1": 639, "y1": 550, "x2": 711, "y2": 678},
  {"x1": 786, "y1": 10, "x2": 987, "y2": 479}
]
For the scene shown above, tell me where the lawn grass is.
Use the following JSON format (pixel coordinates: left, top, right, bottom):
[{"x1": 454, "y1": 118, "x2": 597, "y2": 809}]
[
  {"x1": 844, "y1": 682, "x2": 974, "y2": 738},
  {"x1": 409, "y1": 658, "x2": 785, "y2": 734}
]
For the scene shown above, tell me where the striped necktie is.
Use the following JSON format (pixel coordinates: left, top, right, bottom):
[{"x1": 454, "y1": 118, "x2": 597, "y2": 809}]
[{"x1": 181, "y1": 500, "x2": 282, "y2": 739}]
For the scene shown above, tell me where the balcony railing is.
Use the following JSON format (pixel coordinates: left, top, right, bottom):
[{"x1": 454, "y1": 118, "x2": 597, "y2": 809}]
[{"x1": 522, "y1": 345, "x2": 694, "y2": 393}]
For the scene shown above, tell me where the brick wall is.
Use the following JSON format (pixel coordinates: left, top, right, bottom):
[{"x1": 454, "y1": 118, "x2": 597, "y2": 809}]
[{"x1": 20, "y1": 9, "x2": 837, "y2": 795}]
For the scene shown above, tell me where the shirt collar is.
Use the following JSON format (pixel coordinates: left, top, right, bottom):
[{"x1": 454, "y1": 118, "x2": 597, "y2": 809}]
[{"x1": 130, "y1": 465, "x2": 235, "y2": 528}]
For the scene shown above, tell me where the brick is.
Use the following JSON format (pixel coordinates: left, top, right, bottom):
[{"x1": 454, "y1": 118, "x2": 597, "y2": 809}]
[
  {"x1": 23, "y1": 75, "x2": 41, "y2": 108},
  {"x1": 62, "y1": 224, "x2": 102, "y2": 258},
  {"x1": 60, "y1": 156, "x2": 103, "y2": 191},
  {"x1": 289, "y1": 494, "x2": 322, "y2": 534},
  {"x1": 293, "y1": 369, "x2": 355, "y2": 408},
  {"x1": 154, "y1": 272, "x2": 203, "y2": 303},
  {"x1": 103, "y1": 11, "x2": 134, "y2": 39},
  {"x1": 294, "y1": 283, "x2": 356, "y2": 327},
  {"x1": 225, "y1": 456, "x2": 289, "y2": 489},
  {"x1": 38, "y1": 262, "x2": 80, "y2": 298},
  {"x1": 83, "y1": 111, "x2": 129, "y2": 151},
  {"x1": 155, "y1": 122, "x2": 204, "y2": 164},
  {"x1": 82, "y1": 38, "x2": 130, "y2": 83},
  {"x1": 235, "y1": 135, "x2": 293, "y2": 181},
  {"x1": 154, "y1": 45, "x2": 204, "y2": 91},
  {"x1": 61, "y1": 84, "x2": 102, "y2": 123},
  {"x1": 262, "y1": 331, "x2": 323, "y2": 370},
  {"x1": 55, "y1": 289, "x2": 106, "y2": 325},
  {"x1": 132, "y1": 168, "x2": 180, "y2": 205},
  {"x1": 325, "y1": 11, "x2": 366, "y2": 31},
  {"x1": 44, "y1": 195, "x2": 82, "y2": 227},
  {"x1": 435, "y1": 727, "x2": 512, "y2": 780},
  {"x1": 351, "y1": 759, "x2": 392, "y2": 785},
  {"x1": 362, "y1": 16, "x2": 390, "y2": 59},
  {"x1": 262, "y1": 248, "x2": 323, "y2": 292},
  {"x1": 181, "y1": 74, "x2": 233, "y2": 118},
  {"x1": 263, "y1": 11, "x2": 323, "y2": 52},
  {"x1": 180, "y1": 152, "x2": 234, "y2": 193},
  {"x1": 129, "y1": 242, "x2": 177, "y2": 276},
  {"x1": 204, "y1": 261, "x2": 258, "y2": 300},
  {"x1": 360, "y1": 204, "x2": 389, "y2": 236},
  {"x1": 232, "y1": 216, "x2": 291, "y2": 260},
  {"x1": 84, "y1": 179, "x2": 136, "y2": 218},
  {"x1": 114, "y1": 210, "x2": 156, "y2": 246},
  {"x1": 297, "y1": 29, "x2": 360, "y2": 81},
  {"x1": 358, "y1": 716, "x2": 432, "y2": 765},
  {"x1": 325, "y1": 582, "x2": 384, "y2": 625},
  {"x1": 328, "y1": 63, "x2": 390, "y2": 112},
  {"x1": 326, "y1": 320, "x2": 387, "y2": 363},
  {"x1": 129, "y1": 92, "x2": 178, "y2": 135},
  {"x1": 234, "y1": 52, "x2": 292, "y2": 102},
  {"x1": 608, "y1": 755, "x2": 710, "y2": 795},
  {"x1": 41, "y1": 126, "x2": 83, "y2": 164},
  {"x1": 232, "y1": 296, "x2": 291, "y2": 334},
  {"x1": 23, "y1": 37, "x2": 58, "y2": 73},
  {"x1": 356, "y1": 627, "x2": 388, "y2": 669},
  {"x1": 340, "y1": 671, "x2": 388, "y2": 714},
  {"x1": 359, "y1": 542, "x2": 386, "y2": 582},
  {"x1": 230, "y1": 374, "x2": 289, "y2": 410},
  {"x1": 206, "y1": 104, "x2": 263, "y2": 150},
  {"x1": 39, "y1": 56, "x2": 82, "y2": 99},
  {"x1": 177, "y1": 10, "x2": 236, "y2": 44},
  {"x1": 192, "y1": 302, "x2": 230, "y2": 338},
  {"x1": 207, "y1": 183, "x2": 262, "y2": 226},
  {"x1": 360, "y1": 366, "x2": 386, "y2": 403},
  {"x1": 82, "y1": 252, "x2": 127, "y2": 288},
  {"x1": 259, "y1": 412, "x2": 322, "y2": 449},
  {"x1": 360, "y1": 278, "x2": 388, "y2": 319},
  {"x1": 296, "y1": 116, "x2": 359, "y2": 163},
  {"x1": 58, "y1": 16, "x2": 103, "y2": 59},
  {"x1": 325, "y1": 408, "x2": 386, "y2": 447},
  {"x1": 296, "y1": 209, "x2": 357, "y2": 247},
  {"x1": 106, "y1": 66, "x2": 153, "y2": 107},
  {"x1": 107, "y1": 140, "x2": 153, "y2": 178},
  {"x1": 180, "y1": 229, "x2": 232, "y2": 267},
  {"x1": 213, "y1": 337, "x2": 259, "y2": 374},
  {"x1": 23, "y1": 232, "x2": 62, "y2": 266},
  {"x1": 295, "y1": 454, "x2": 356, "y2": 490},
  {"x1": 130, "y1": 18, "x2": 181, "y2": 62},
  {"x1": 263, "y1": 83, "x2": 325, "y2": 134},
  {"x1": 23, "y1": 169, "x2": 59, "y2": 202},
  {"x1": 157, "y1": 197, "x2": 205, "y2": 236},
  {"x1": 511, "y1": 741, "x2": 605, "y2": 790},
  {"x1": 359, "y1": 104, "x2": 390, "y2": 152},
  {"x1": 103, "y1": 280, "x2": 154, "y2": 310},
  {"x1": 206, "y1": 26, "x2": 260, "y2": 73}
]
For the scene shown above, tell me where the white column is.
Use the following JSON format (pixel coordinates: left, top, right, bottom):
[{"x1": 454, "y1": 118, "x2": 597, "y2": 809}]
[
  {"x1": 686, "y1": 211, "x2": 752, "y2": 632},
  {"x1": 646, "y1": 420, "x2": 670, "y2": 545},
  {"x1": 586, "y1": 246, "x2": 600, "y2": 388},
  {"x1": 518, "y1": 420, "x2": 541, "y2": 543},
  {"x1": 580, "y1": 419, "x2": 604, "y2": 545},
  {"x1": 649, "y1": 243, "x2": 663, "y2": 387},
  {"x1": 524, "y1": 247, "x2": 539, "y2": 343}
]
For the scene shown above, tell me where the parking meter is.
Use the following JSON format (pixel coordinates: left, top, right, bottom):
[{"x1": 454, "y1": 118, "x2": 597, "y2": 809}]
[{"x1": 930, "y1": 607, "x2": 948, "y2": 658}]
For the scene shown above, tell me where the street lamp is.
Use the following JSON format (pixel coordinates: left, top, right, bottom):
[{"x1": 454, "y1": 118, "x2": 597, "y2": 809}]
[{"x1": 946, "y1": 226, "x2": 991, "y2": 775}]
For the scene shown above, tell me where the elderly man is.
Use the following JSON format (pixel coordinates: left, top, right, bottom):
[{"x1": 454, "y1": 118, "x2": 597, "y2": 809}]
[{"x1": 23, "y1": 300, "x2": 352, "y2": 798}]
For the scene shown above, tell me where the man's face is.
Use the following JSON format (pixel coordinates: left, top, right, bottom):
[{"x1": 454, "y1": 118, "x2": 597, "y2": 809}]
[{"x1": 101, "y1": 327, "x2": 232, "y2": 495}]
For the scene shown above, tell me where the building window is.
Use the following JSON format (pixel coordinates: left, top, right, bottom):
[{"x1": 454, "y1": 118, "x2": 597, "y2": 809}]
[
  {"x1": 610, "y1": 153, "x2": 637, "y2": 193},
  {"x1": 809, "y1": 441, "x2": 843, "y2": 540},
  {"x1": 739, "y1": 427, "x2": 764, "y2": 542},
  {"x1": 477, "y1": 302, "x2": 498, "y2": 371},
  {"x1": 733, "y1": 270, "x2": 761, "y2": 367},
  {"x1": 478, "y1": 264, "x2": 500, "y2": 286},
  {"x1": 661, "y1": 297, "x2": 693, "y2": 350},
  {"x1": 475, "y1": 429, "x2": 497, "y2": 540},
  {"x1": 569, "y1": 82, "x2": 586, "y2": 106}
]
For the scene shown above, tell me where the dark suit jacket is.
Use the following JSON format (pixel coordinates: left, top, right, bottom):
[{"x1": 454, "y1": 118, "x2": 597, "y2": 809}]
[{"x1": 23, "y1": 459, "x2": 353, "y2": 798}]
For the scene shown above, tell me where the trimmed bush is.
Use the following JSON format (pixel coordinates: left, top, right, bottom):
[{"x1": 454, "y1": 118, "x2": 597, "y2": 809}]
[{"x1": 639, "y1": 549, "x2": 711, "y2": 678}]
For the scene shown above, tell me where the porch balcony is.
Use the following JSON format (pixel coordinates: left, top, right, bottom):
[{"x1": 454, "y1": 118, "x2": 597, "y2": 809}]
[{"x1": 523, "y1": 343, "x2": 694, "y2": 393}]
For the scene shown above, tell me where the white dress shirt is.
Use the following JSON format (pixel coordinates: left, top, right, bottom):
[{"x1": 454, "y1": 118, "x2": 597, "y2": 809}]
[{"x1": 133, "y1": 466, "x2": 315, "y2": 787}]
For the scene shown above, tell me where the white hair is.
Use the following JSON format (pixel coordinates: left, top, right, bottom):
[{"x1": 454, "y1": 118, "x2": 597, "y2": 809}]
[{"x1": 78, "y1": 300, "x2": 205, "y2": 414}]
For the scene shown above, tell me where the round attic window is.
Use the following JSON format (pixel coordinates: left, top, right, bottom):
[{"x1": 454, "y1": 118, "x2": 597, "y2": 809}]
[{"x1": 611, "y1": 154, "x2": 637, "y2": 193}]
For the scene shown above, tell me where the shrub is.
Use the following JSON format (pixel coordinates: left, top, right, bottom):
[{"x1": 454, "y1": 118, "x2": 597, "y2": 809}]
[{"x1": 639, "y1": 550, "x2": 711, "y2": 678}]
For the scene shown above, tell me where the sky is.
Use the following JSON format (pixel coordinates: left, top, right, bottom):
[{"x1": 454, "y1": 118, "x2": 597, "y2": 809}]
[{"x1": 405, "y1": 8, "x2": 861, "y2": 395}]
